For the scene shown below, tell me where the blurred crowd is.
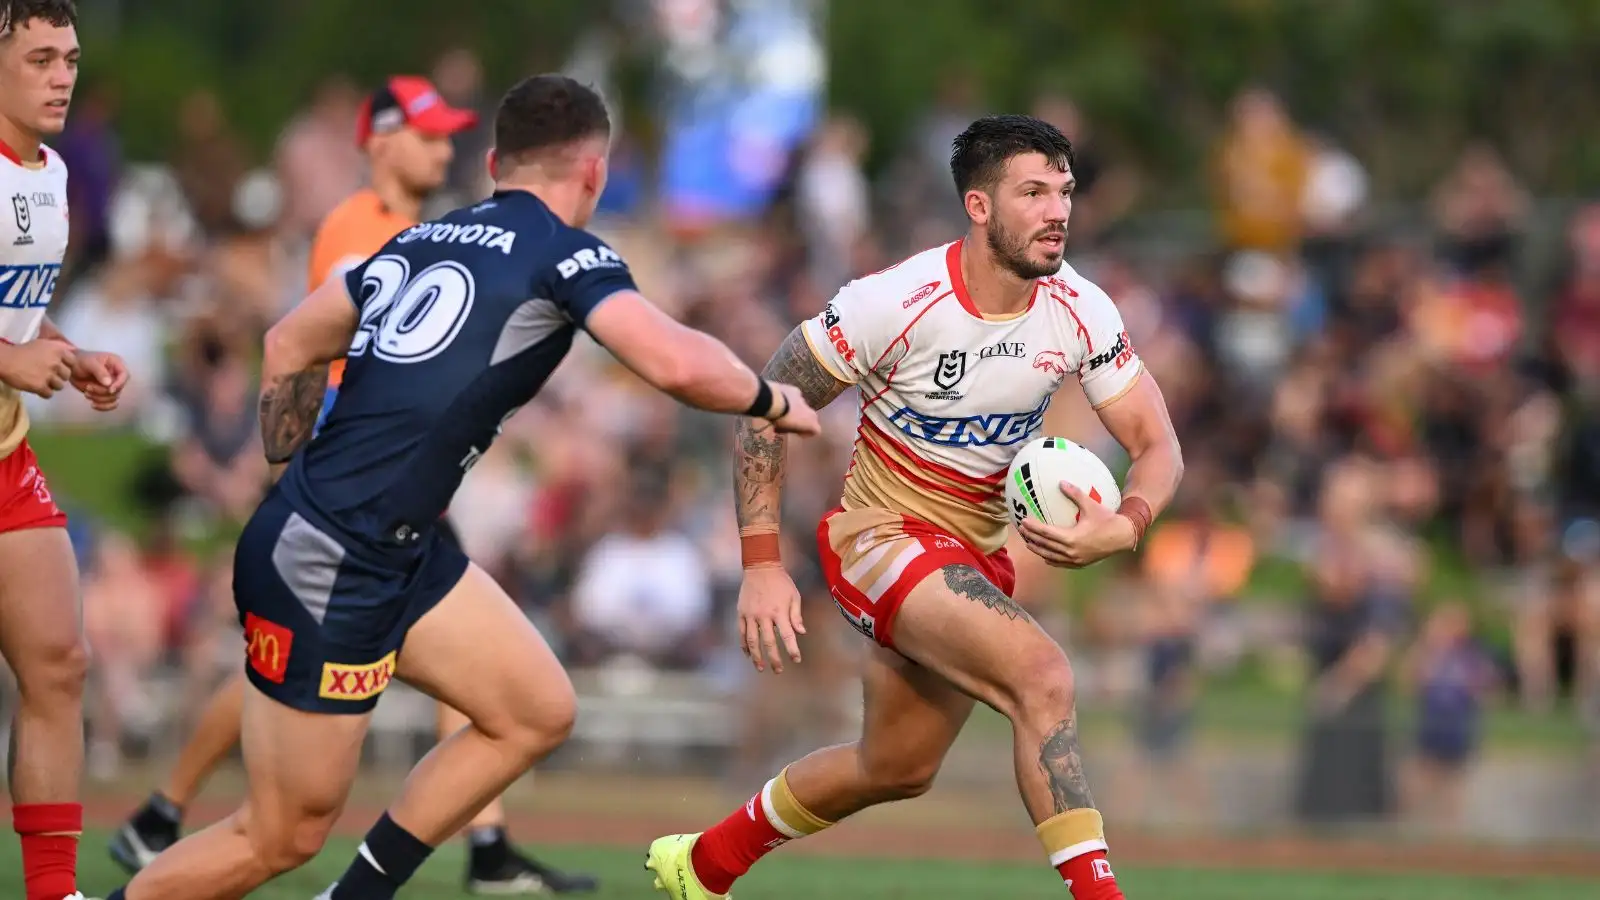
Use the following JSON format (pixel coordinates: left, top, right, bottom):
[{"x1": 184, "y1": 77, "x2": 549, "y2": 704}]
[{"x1": 17, "y1": 45, "x2": 1600, "y2": 831}]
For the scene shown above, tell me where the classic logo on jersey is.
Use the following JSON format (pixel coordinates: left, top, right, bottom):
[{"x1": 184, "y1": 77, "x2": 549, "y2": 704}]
[
  {"x1": 244, "y1": 613, "x2": 293, "y2": 684},
  {"x1": 979, "y1": 341, "x2": 1026, "y2": 360},
  {"x1": 556, "y1": 245, "x2": 626, "y2": 279},
  {"x1": 395, "y1": 221, "x2": 517, "y2": 254},
  {"x1": 319, "y1": 652, "x2": 397, "y2": 701},
  {"x1": 820, "y1": 303, "x2": 856, "y2": 363},
  {"x1": 887, "y1": 397, "x2": 1049, "y2": 448},
  {"x1": 902, "y1": 280, "x2": 941, "y2": 309},
  {"x1": 0, "y1": 263, "x2": 60, "y2": 309},
  {"x1": 1085, "y1": 331, "x2": 1134, "y2": 372},
  {"x1": 933, "y1": 351, "x2": 967, "y2": 390},
  {"x1": 11, "y1": 194, "x2": 30, "y2": 245}
]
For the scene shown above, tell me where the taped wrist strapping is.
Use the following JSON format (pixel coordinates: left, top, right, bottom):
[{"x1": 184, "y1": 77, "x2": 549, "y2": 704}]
[
  {"x1": 1117, "y1": 496, "x2": 1153, "y2": 549},
  {"x1": 740, "y1": 524, "x2": 782, "y2": 569}
]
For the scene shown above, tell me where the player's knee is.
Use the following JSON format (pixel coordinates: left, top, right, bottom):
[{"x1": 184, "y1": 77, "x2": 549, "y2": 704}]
[
  {"x1": 251, "y1": 811, "x2": 337, "y2": 874},
  {"x1": 1003, "y1": 647, "x2": 1077, "y2": 726},
  {"x1": 14, "y1": 635, "x2": 89, "y2": 704},
  {"x1": 492, "y1": 678, "x2": 577, "y2": 760}
]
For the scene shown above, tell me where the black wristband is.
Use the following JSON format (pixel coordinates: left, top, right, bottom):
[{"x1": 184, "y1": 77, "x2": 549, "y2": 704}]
[{"x1": 744, "y1": 379, "x2": 773, "y2": 418}]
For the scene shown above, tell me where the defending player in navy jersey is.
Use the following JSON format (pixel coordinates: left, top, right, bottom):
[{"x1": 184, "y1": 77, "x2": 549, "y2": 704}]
[{"x1": 108, "y1": 75, "x2": 820, "y2": 900}]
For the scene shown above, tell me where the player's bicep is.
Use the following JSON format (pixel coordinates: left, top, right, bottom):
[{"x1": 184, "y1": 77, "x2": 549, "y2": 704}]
[
  {"x1": 799, "y1": 295, "x2": 873, "y2": 384},
  {"x1": 264, "y1": 276, "x2": 360, "y2": 372},
  {"x1": 1093, "y1": 374, "x2": 1178, "y2": 462},
  {"x1": 765, "y1": 325, "x2": 851, "y2": 411}
]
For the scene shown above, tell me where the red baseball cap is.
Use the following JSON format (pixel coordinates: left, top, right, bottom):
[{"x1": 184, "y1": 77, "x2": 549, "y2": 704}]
[{"x1": 356, "y1": 75, "x2": 479, "y2": 146}]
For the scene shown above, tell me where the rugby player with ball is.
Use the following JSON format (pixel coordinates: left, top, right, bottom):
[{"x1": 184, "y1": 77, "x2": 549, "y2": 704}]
[{"x1": 647, "y1": 114, "x2": 1182, "y2": 900}]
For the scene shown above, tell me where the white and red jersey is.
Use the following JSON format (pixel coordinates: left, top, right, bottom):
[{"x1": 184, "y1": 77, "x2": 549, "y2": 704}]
[
  {"x1": 800, "y1": 240, "x2": 1142, "y2": 554},
  {"x1": 0, "y1": 141, "x2": 70, "y2": 458}
]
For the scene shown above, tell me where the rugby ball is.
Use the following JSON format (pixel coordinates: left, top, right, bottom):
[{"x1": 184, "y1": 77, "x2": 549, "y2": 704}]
[{"x1": 1006, "y1": 436, "x2": 1122, "y2": 529}]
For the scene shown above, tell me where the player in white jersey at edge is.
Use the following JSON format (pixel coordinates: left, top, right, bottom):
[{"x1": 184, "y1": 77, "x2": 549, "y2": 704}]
[
  {"x1": 646, "y1": 115, "x2": 1183, "y2": 900},
  {"x1": 0, "y1": 3, "x2": 129, "y2": 900}
]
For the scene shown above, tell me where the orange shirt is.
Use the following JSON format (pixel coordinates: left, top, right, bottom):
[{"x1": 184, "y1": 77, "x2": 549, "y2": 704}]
[{"x1": 306, "y1": 189, "x2": 416, "y2": 385}]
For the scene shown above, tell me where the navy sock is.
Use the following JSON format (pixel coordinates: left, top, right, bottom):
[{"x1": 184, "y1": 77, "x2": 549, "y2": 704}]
[
  {"x1": 330, "y1": 813, "x2": 434, "y2": 900},
  {"x1": 107, "y1": 889, "x2": 126, "y2": 900}
]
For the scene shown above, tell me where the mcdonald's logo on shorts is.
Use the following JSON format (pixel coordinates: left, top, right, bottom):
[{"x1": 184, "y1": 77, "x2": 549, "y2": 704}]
[
  {"x1": 319, "y1": 652, "x2": 397, "y2": 701},
  {"x1": 244, "y1": 613, "x2": 293, "y2": 684}
]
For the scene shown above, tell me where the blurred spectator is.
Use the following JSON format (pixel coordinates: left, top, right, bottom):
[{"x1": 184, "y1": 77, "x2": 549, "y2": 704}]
[
  {"x1": 168, "y1": 333, "x2": 266, "y2": 525},
  {"x1": 274, "y1": 75, "x2": 366, "y2": 241},
  {"x1": 1212, "y1": 87, "x2": 1310, "y2": 255},
  {"x1": 431, "y1": 46, "x2": 494, "y2": 204},
  {"x1": 1400, "y1": 601, "x2": 1498, "y2": 831},
  {"x1": 567, "y1": 477, "x2": 716, "y2": 670},
  {"x1": 171, "y1": 89, "x2": 251, "y2": 236},
  {"x1": 795, "y1": 113, "x2": 871, "y2": 294},
  {"x1": 1552, "y1": 203, "x2": 1600, "y2": 384},
  {"x1": 83, "y1": 531, "x2": 167, "y2": 779},
  {"x1": 1295, "y1": 460, "x2": 1410, "y2": 824},
  {"x1": 54, "y1": 77, "x2": 122, "y2": 278},
  {"x1": 1513, "y1": 557, "x2": 1600, "y2": 713},
  {"x1": 1429, "y1": 142, "x2": 1529, "y2": 278}
]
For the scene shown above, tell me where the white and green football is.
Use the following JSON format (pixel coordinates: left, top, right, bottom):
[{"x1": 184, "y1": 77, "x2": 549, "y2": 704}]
[{"x1": 1005, "y1": 436, "x2": 1122, "y2": 529}]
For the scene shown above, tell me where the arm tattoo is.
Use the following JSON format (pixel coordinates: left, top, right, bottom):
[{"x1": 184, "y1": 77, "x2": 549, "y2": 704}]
[
  {"x1": 733, "y1": 326, "x2": 850, "y2": 529},
  {"x1": 1039, "y1": 715, "x2": 1096, "y2": 813},
  {"x1": 764, "y1": 325, "x2": 851, "y2": 411},
  {"x1": 259, "y1": 364, "x2": 329, "y2": 464},
  {"x1": 942, "y1": 564, "x2": 1032, "y2": 622}
]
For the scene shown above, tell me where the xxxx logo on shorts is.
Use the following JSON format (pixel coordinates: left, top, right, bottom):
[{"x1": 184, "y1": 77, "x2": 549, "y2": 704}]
[
  {"x1": 245, "y1": 613, "x2": 293, "y2": 684},
  {"x1": 319, "y1": 652, "x2": 397, "y2": 701}
]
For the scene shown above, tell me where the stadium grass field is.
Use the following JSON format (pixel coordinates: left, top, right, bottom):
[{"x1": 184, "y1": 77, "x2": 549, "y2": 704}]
[{"x1": 5, "y1": 829, "x2": 1593, "y2": 899}]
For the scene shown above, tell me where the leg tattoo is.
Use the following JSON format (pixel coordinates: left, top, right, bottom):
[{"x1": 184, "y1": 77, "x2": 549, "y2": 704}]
[
  {"x1": 942, "y1": 565, "x2": 1031, "y2": 621},
  {"x1": 1039, "y1": 716, "x2": 1095, "y2": 813}
]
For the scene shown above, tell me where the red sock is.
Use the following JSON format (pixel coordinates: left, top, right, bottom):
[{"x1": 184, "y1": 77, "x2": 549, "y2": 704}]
[
  {"x1": 689, "y1": 791, "x2": 790, "y2": 894},
  {"x1": 1057, "y1": 849, "x2": 1124, "y2": 900},
  {"x1": 13, "y1": 802, "x2": 81, "y2": 900}
]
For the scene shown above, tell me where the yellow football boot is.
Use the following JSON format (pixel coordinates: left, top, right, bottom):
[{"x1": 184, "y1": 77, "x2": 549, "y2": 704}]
[{"x1": 645, "y1": 833, "x2": 729, "y2": 900}]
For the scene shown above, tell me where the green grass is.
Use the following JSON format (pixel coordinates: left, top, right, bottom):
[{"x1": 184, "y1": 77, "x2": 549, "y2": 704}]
[{"x1": 10, "y1": 830, "x2": 1595, "y2": 899}]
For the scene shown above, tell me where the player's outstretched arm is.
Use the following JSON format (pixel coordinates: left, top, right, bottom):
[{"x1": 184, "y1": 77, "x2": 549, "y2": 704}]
[
  {"x1": 585, "y1": 290, "x2": 820, "y2": 434},
  {"x1": 734, "y1": 324, "x2": 849, "y2": 673},
  {"x1": 734, "y1": 324, "x2": 851, "y2": 531},
  {"x1": 259, "y1": 277, "x2": 359, "y2": 473}
]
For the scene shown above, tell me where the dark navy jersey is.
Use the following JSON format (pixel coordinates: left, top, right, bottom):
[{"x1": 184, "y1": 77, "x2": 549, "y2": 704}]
[{"x1": 278, "y1": 189, "x2": 635, "y2": 549}]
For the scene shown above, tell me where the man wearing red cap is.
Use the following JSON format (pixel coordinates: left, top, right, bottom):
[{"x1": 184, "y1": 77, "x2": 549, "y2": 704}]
[{"x1": 108, "y1": 75, "x2": 597, "y2": 896}]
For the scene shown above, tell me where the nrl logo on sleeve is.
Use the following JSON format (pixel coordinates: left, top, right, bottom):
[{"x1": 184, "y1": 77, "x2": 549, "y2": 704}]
[{"x1": 557, "y1": 245, "x2": 626, "y2": 279}]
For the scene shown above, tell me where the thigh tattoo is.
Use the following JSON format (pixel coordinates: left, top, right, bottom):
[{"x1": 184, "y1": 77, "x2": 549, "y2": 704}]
[{"x1": 941, "y1": 565, "x2": 1031, "y2": 622}]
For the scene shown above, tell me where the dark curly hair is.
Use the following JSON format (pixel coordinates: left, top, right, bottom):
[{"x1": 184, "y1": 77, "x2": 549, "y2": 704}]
[
  {"x1": 0, "y1": 0, "x2": 76, "y2": 35},
  {"x1": 950, "y1": 114, "x2": 1075, "y2": 195}
]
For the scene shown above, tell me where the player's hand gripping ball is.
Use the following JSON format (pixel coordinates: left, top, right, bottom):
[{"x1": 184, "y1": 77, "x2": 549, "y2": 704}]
[{"x1": 1006, "y1": 436, "x2": 1128, "y2": 568}]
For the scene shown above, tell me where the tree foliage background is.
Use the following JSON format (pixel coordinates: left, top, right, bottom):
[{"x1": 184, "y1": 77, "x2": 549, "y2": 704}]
[{"x1": 84, "y1": 0, "x2": 1600, "y2": 203}]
